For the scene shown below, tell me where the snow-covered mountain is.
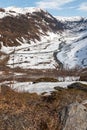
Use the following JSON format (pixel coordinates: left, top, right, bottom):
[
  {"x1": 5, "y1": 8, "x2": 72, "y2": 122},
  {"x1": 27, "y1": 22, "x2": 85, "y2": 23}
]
[
  {"x1": 0, "y1": 7, "x2": 87, "y2": 69},
  {"x1": 56, "y1": 16, "x2": 87, "y2": 69},
  {"x1": 0, "y1": 7, "x2": 63, "y2": 48}
]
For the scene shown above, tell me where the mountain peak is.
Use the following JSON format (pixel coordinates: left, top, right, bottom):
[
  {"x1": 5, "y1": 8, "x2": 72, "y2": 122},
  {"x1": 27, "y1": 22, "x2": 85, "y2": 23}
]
[
  {"x1": 0, "y1": 7, "x2": 45, "y2": 19},
  {"x1": 5, "y1": 6, "x2": 42, "y2": 14}
]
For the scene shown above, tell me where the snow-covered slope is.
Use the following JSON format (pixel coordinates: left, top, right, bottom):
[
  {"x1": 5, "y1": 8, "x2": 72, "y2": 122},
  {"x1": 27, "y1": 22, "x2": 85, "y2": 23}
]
[
  {"x1": 0, "y1": 7, "x2": 63, "y2": 47},
  {"x1": 56, "y1": 16, "x2": 87, "y2": 69},
  {"x1": 7, "y1": 32, "x2": 61, "y2": 69},
  {"x1": 0, "y1": 7, "x2": 63, "y2": 69},
  {"x1": 0, "y1": 7, "x2": 87, "y2": 69},
  {"x1": 0, "y1": 7, "x2": 42, "y2": 18}
]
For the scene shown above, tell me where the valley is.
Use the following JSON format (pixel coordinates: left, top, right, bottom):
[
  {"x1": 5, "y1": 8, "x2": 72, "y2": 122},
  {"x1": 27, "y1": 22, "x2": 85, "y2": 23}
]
[
  {"x1": 0, "y1": 7, "x2": 87, "y2": 130},
  {"x1": 0, "y1": 8, "x2": 87, "y2": 93}
]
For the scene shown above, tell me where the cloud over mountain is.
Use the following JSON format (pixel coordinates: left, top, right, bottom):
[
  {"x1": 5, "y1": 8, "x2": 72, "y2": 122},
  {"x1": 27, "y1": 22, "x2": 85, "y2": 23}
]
[{"x1": 36, "y1": 0, "x2": 75, "y2": 9}]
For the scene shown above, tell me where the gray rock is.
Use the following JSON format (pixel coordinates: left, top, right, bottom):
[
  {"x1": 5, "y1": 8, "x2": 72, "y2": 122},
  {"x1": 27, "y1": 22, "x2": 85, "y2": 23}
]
[
  {"x1": 60, "y1": 101, "x2": 87, "y2": 130},
  {"x1": 67, "y1": 82, "x2": 87, "y2": 92}
]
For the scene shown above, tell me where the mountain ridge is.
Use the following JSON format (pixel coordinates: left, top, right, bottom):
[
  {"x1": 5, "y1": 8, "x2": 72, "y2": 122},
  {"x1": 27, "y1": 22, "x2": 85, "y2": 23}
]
[
  {"x1": 0, "y1": 7, "x2": 87, "y2": 69},
  {"x1": 0, "y1": 7, "x2": 63, "y2": 48}
]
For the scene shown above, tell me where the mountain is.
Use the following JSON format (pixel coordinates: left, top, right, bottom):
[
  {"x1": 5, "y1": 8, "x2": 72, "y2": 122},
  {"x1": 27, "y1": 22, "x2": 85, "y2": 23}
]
[
  {"x1": 0, "y1": 8, "x2": 87, "y2": 130},
  {"x1": 0, "y1": 7, "x2": 63, "y2": 48},
  {"x1": 0, "y1": 7, "x2": 87, "y2": 69},
  {"x1": 56, "y1": 16, "x2": 87, "y2": 69}
]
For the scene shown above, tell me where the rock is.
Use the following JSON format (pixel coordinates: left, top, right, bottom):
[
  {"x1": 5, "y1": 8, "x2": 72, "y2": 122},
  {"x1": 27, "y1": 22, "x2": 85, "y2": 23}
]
[
  {"x1": 60, "y1": 101, "x2": 87, "y2": 130},
  {"x1": 67, "y1": 82, "x2": 87, "y2": 91},
  {"x1": 67, "y1": 82, "x2": 82, "y2": 89}
]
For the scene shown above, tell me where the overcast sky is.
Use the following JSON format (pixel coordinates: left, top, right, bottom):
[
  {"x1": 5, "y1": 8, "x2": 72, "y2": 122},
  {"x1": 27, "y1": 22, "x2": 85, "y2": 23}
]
[{"x1": 0, "y1": 0, "x2": 87, "y2": 16}]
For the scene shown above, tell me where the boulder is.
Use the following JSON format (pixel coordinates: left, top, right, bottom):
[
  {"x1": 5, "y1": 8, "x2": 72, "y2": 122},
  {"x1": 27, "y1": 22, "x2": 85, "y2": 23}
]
[
  {"x1": 60, "y1": 101, "x2": 87, "y2": 130},
  {"x1": 67, "y1": 82, "x2": 87, "y2": 91}
]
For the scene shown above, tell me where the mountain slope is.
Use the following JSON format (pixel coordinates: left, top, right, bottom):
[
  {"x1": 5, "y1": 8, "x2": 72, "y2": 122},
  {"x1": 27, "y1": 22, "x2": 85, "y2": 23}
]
[
  {"x1": 0, "y1": 7, "x2": 64, "y2": 69},
  {"x1": 56, "y1": 17, "x2": 87, "y2": 69},
  {"x1": 0, "y1": 7, "x2": 63, "y2": 48},
  {"x1": 0, "y1": 7, "x2": 87, "y2": 69}
]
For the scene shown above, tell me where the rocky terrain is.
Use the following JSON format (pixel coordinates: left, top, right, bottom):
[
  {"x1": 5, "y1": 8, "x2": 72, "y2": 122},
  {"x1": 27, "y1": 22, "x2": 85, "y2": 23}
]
[
  {"x1": 0, "y1": 83, "x2": 87, "y2": 130},
  {"x1": 0, "y1": 7, "x2": 87, "y2": 130}
]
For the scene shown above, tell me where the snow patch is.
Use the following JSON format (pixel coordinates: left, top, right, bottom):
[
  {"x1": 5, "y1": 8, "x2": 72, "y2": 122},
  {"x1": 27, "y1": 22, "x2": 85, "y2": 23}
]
[{"x1": 8, "y1": 81, "x2": 87, "y2": 94}]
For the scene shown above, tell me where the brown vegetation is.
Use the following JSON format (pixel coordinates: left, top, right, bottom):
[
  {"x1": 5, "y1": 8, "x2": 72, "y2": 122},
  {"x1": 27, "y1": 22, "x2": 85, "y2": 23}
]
[
  {"x1": 80, "y1": 68, "x2": 87, "y2": 81},
  {"x1": 0, "y1": 10, "x2": 63, "y2": 48},
  {"x1": 0, "y1": 67, "x2": 80, "y2": 83},
  {"x1": 0, "y1": 83, "x2": 87, "y2": 130},
  {"x1": 34, "y1": 77, "x2": 58, "y2": 83}
]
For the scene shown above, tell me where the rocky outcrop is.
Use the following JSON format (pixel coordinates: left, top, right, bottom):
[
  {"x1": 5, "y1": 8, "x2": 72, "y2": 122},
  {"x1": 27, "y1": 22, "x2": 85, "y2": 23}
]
[
  {"x1": 67, "y1": 82, "x2": 87, "y2": 91},
  {"x1": 60, "y1": 101, "x2": 87, "y2": 130}
]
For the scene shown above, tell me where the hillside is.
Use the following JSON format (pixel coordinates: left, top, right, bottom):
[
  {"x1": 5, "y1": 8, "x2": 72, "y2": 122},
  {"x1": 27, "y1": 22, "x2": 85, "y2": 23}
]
[
  {"x1": 0, "y1": 8, "x2": 87, "y2": 70},
  {"x1": 0, "y1": 7, "x2": 63, "y2": 48},
  {"x1": 1, "y1": 83, "x2": 87, "y2": 130},
  {"x1": 0, "y1": 7, "x2": 87, "y2": 130},
  {"x1": 56, "y1": 16, "x2": 87, "y2": 69}
]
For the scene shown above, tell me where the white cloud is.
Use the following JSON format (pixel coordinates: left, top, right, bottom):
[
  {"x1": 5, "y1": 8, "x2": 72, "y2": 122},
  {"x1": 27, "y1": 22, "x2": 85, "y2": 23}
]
[
  {"x1": 79, "y1": 2, "x2": 87, "y2": 11},
  {"x1": 36, "y1": 0, "x2": 75, "y2": 9}
]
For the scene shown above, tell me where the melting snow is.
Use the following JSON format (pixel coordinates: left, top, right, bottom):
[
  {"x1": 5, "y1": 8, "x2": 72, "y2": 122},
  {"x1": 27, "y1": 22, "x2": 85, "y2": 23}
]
[{"x1": 7, "y1": 81, "x2": 87, "y2": 94}]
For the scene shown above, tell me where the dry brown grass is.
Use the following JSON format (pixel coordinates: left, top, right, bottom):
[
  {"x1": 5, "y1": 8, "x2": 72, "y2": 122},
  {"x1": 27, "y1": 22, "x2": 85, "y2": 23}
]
[
  {"x1": 34, "y1": 77, "x2": 58, "y2": 83},
  {"x1": 0, "y1": 55, "x2": 9, "y2": 66},
  {"x1": 80, "y1": 68, "x2": 87, "y2": 81},
  {"x1": 0, "y1": 67, "x2": 82, "y2": 83},
  {"x1": 0, "y1": 10, "x2": 63, "y2": 47},
  {"x1": 0, "y1": 84, "x2": 87, "y2": 130}
]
